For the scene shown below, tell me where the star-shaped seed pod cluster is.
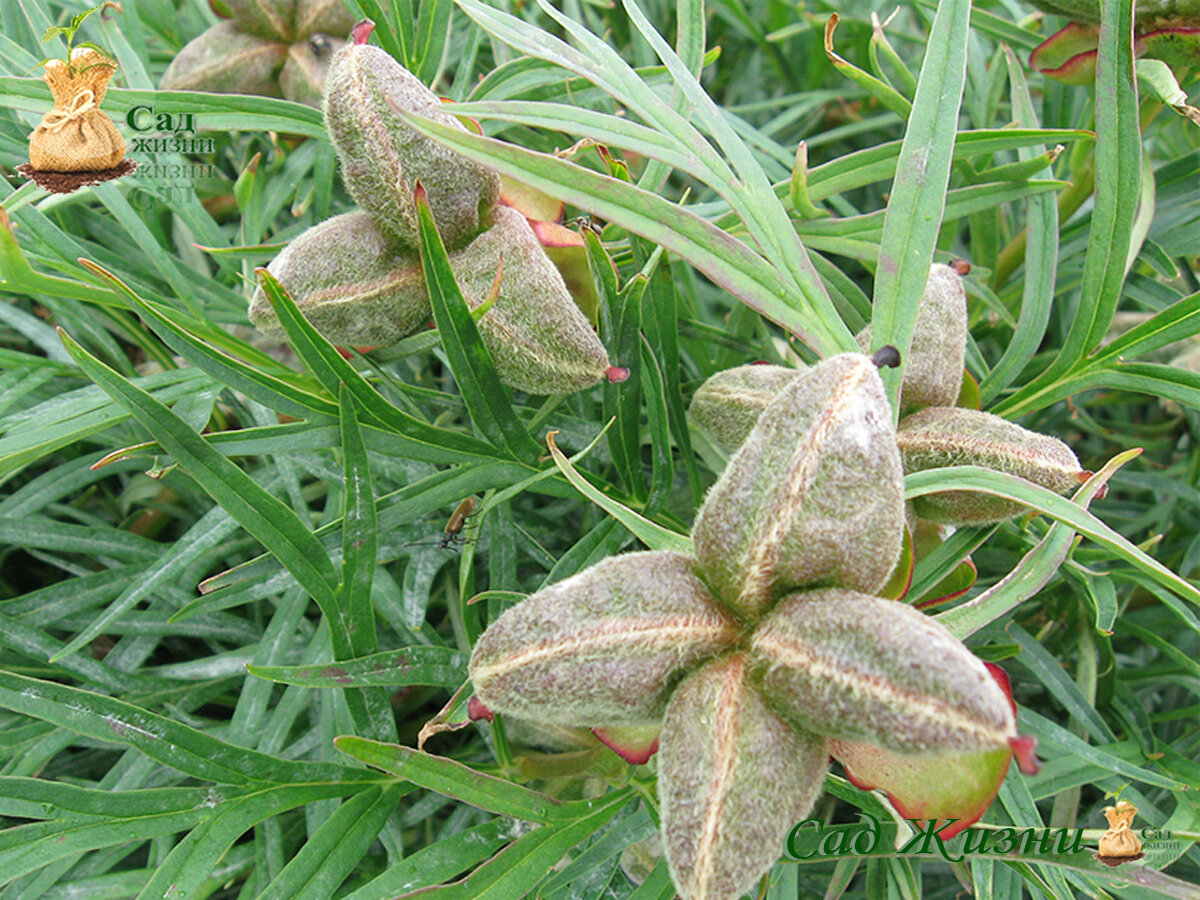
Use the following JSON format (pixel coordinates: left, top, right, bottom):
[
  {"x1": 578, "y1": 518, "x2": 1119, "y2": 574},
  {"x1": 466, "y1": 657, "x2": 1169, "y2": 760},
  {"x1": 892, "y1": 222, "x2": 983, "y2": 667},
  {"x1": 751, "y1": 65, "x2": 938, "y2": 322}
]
[
  {"x1": 689, "y1": 262, "x2": 1097, "y2": 528},
  {"x1": 160, "y1": 0, "x2": 356, "y2": 106},
  {"x1": 470, "y1": 352, "x2": 1038, "y2": 900},
  {"x1": 245, "y1": 22, "x2": 613, "y2": 395}
]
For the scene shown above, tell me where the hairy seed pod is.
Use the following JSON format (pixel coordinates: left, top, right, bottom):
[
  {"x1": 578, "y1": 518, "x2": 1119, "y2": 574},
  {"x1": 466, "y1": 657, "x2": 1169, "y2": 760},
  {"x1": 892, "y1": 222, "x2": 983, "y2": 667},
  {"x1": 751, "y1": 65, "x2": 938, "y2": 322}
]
[
  {"x1": 688, "y1": 364, "x2": 804, "y2": 453},
  {"x1": 248, "y1": 211, "x2": 430, "y2": 347},
  {"x1": 858, "y1": 263, "x2": 967, "y2": 414},
  {"x1": 160, "y1": 21, "x2": 287, "y2": 95},
  {"x1": 469, "y1": 551, "x2": 739, "y2": 726},
  {"x1": 279, "y1": 34, "x2": 345, "y2": 105},
  {"x1": 221, "y1": 0, "x2": 298, "y2": 41},
  {"x1": 293, "y1": 0, "x2": 356, "y2": 37},
  {"x1": 323, "y1": 39, "x2": 500, "y2": 249},
  {"x1": 659, "y1": 654, "x2": 829, "y2": 900},
  {"x1": 897, "y1": 407, "x2": 1087, "y2": 524},
  {"x1": 751, "y1": 588, "x2": 1016, "y2": 754},
  {"x1": 453, "y1": 206, "x2": 612, "y2": 394},
  {"x1": 692, "y1": 354, "x2": 905, "y2": 618}
]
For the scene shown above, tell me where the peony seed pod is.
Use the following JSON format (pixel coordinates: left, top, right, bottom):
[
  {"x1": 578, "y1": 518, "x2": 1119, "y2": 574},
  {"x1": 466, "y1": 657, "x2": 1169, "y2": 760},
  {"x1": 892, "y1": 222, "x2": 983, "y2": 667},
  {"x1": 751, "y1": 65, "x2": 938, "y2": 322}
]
[
  {"x1": 688, "y1": 364, "x2": 804, "y2": 453},
  {"x1": 659, "y1": 653, "x2": 828, "y2": 900},
  {"x1": 279, "y1": 34, "x2": 345, "y2": 105},
  {"x1": 469, "y1": 551, "x2": 739, "y2": 726},
  {"x1": 858, "y1": 263, "x2": 967, "y2": 415},
  {"x1": 323, "y1": 37, "x2": 500, "y2": 249},
  {"x1": 221, "y1": 0, "x2": 298, "y2": 41},
  {"x1": 751, "y1": 588, "x2": 1017, "y2": 755},
  {"x1": 293, "y1": 0, "x2": 356, "y2": 38},
  {"x1": 897, "y1": 407, "x2": 1088, "y2": 525},
  {"x1": 160, "y1": 21, "x2": 287, "y2": 96},
  {"x1": 692, "y1": 353, "x2": 905, "y2": 618},
  {"x1": 248, "y1": 211, "x2": 431, "y2": 347},
  {"x1": 452, "y1": 206, "x2": 612, "y2": 394}
]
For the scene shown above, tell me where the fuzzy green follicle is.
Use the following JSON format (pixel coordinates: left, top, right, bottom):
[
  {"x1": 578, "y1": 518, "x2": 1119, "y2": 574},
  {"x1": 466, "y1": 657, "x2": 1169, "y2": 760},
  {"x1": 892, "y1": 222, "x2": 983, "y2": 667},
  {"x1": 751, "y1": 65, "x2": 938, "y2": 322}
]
[
  {"x1": 248, "y1": 212, "x2": 430, "y2": 348},
  {"x1": 692, "y1": 354, "x2": 905, "y2": 617},
  {"x1": 750, "y1": 589, "x2": 1016, "y2": 754},
  {"x1": 323, "y1": 42, "x2": 500, "y2": 250},
  {"x1": 659, "y1": 654, "x2": 828, "y2": 900},
  {"x1": 687, "y1": 364, "x2": 804, "y2": 453},
  {"x1": 857, "y1": 263, "x2": 967, "y2": 415},
  {"x1": 898, "y1": 407, "x2": 1086, "y2": 525},
  {"x1": 468, "y1": 552, "x2": 740, "y2": 726}
]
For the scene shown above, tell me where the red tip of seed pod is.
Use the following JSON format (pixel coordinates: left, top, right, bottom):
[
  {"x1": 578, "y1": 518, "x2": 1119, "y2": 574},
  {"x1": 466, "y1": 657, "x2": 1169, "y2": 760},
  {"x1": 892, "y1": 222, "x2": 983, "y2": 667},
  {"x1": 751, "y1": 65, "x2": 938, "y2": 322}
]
[
  {"x1": 1009, "y1": 735, "x2": 1040, "y2": 775},
  {"x1": 606, "y1": 366, "x2": 630, "y2": 383},
  {"x1": 467, "y1": 697, "x2": 494, "y2": 723},
  {"x1": 950, "y1": 258, "x2": 972, "y2": 276},
  {"x1": 750, "y1": 360, "x2": 771, "y2": 365},
  {"x1": 351, "y1": 19, "x2": 375, "y2": 45}
]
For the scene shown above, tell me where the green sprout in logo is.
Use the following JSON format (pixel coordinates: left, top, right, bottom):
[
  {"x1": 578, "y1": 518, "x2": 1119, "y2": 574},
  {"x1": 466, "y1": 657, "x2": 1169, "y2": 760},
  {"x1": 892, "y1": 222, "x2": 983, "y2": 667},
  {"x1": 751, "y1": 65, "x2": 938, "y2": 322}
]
[{"x1": 34, "y1": 3, "x2": 117, "y2": 75}]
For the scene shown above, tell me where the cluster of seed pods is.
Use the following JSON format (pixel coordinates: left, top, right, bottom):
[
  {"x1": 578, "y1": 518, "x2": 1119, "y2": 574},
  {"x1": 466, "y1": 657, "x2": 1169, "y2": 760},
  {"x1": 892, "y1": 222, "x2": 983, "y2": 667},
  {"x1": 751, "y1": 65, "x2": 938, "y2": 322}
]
[
  {"x1": 689, "y1": 262, "x2": 1095, "y2": 528},
  {"x1": 470, "y1": 350, "x2": 1039, "y2": 900},
  {"x1": 248, "y1": 22, "x2": 614, "y2": 395}
]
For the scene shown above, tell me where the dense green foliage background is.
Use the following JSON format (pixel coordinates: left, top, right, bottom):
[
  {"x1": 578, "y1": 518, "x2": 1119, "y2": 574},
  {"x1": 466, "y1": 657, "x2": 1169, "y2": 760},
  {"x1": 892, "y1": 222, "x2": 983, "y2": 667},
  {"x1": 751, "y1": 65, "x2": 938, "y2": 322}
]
[{"x1": 0, "y1": 0, "x2": 1198, "y2": 896}]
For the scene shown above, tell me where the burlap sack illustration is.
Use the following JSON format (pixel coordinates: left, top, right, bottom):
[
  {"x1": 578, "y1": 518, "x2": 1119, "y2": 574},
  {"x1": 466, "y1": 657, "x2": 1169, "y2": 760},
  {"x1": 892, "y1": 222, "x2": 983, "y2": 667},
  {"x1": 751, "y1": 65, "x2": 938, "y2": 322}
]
[
  {"x1": 1098, "y1": 801, "x2": 1143, "y2": 859},
  {"x1": 29, "y1": 49, "x2": 125, "y2": 172}
]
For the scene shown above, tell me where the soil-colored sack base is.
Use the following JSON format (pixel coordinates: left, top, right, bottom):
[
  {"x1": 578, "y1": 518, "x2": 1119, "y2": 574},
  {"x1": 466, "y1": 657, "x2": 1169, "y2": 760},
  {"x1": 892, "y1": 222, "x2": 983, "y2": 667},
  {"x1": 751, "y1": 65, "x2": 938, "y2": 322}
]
[
  {"x1": 1094, "y1": 852, "x2": 1145, "y2": 867},
  {"x1": 17, "y1": 159, "x2": 137, "y2": 194}
]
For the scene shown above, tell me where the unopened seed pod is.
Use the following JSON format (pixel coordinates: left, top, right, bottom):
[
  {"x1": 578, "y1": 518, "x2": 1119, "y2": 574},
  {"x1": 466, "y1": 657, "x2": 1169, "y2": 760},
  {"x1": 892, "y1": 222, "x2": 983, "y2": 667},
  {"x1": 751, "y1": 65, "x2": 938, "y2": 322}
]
[
  {"x1": 160, "y1": 21, "x2": 287, "y2": 95},
  {"x1": 279, "y1": 34, "x2": 345, "y2": 106},
  {"x1": 453, "y1": 206, "x2": 612, "y2": 394},
  {"x1": 221, "y1": 0, "x2": 298, "y2": 41},
  {"x1": 688, "y1": 364, "x2": 803, "y2": 453},
  {"x1": 248, "y1": 211, "x2": 430, "y2": 347},
  {"x1": 897, "y1": 407, "x2": 1087, "y2": 524},
  {"x1": 751, "y1": 588, "x2": 1017, "y2": 755},
  {"x1": 858, "y1": 263, "x2": 967, "y2": 414},
  {"x1": 323, "y1": 34, "x2": 500, "y2": 249},
  {"x1": 659, "y1": 654, "x2": 828, "y2": 900},
  {"x1": 293, "y1": 0, "x2": 356, "y2": 37},
  {"x1": 692, "y1": 353, "x2": 905, "y2": 618},
  {"x1": 469, "y1": 552, "x2": 738, "y2": 726}
]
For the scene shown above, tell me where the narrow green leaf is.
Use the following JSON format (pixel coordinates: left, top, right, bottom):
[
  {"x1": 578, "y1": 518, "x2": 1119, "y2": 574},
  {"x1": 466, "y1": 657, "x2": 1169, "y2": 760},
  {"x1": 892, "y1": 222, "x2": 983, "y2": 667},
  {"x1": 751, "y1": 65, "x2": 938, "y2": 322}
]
[
  {"x1": 870, "y1": 0, "x2": 970, "y2": 417},
  {"x1": 254, "y1": 268, "x2": 497, "y2": 460},
  {"x1": 247, "y1": 646, "x2": 468, "y2": 689},
  {"x1": 334, "y1": 736, "x2": 594, "y2": 822},
  {"x1": 56, "y1": 328, "x2": 345, "y2": 641},
  {"x1": 907, "y1": 463, "x2": 1200, "y2": 609},
  {"x1": 413, "y1": 185, "x2": 543, "y2": 464},
  {"x1": 0, "y1": 671, "x2": 378, "y2": 785},
  {"x1": 338, "y1": 386, "x2": 378, "y2": 659},
  {"x1": 545, "y1": 430, "x2": 692, "y2": 555}
]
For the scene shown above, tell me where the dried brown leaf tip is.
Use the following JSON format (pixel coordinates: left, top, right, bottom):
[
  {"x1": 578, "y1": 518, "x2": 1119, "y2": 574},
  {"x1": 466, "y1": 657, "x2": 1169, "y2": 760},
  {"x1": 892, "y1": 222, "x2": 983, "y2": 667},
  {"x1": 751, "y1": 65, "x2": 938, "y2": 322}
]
[
  {"x1": 470, "y1": 352, "x2": 1035, "y2": 900},
  {"x1": 159, "y1": 0, "x2": 351, "y2": 105}
]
